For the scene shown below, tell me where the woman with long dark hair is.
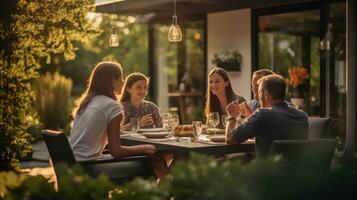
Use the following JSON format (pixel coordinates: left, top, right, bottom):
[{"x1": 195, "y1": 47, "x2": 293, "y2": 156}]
[{"x1": 204, "y1": 67, "x2": 246, "y2": 128}]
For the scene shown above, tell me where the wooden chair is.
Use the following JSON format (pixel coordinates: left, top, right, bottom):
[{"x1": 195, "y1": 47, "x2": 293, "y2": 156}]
[
  {"x1": 308, "y1": 117, "x2": 331, "y2": 139},
  {"x1": 41, "y1": 130, "x2": 153, "y2": 185},
  {"x1": 270, "y1": 139, "x2": 337, "y2": 175}
]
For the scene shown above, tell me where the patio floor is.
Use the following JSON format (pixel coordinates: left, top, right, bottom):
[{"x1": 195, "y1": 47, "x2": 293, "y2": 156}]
[{"x1": 20, "y1": 140, "x2": 56, "y2": 183}]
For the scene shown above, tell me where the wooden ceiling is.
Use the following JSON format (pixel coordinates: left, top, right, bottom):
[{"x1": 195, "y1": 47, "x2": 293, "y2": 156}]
[{"x1": 95, "y1": 0, "x2": 316, "y2": 20}]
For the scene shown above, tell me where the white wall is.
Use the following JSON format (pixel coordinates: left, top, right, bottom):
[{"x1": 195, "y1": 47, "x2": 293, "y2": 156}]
[{"x1": 207, "y1": 9, "x2": 252, "y2": 100}]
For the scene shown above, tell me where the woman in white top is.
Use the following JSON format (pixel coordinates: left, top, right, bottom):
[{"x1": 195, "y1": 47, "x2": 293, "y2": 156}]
[{"x1": 70, "y1": 61, "x2": 156, "y2": 163}]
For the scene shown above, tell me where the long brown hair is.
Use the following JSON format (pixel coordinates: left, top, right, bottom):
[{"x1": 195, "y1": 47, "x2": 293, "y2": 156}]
[
  {"x1": 120, "y1": 72, "x2": 149, "y2": 103},
  {"x1": 204, "y1": 67, "x2": 237, "y2": 116},
  {"x1": 72, "y1": 61, "x2": 123, "y2": 117}
]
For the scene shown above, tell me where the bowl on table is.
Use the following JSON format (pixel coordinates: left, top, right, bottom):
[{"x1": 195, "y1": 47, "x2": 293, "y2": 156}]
[
  {"x1": 141, "y1": 131, "x2": 170, "y2": 139},
  {"x1": 138, "y1": 128, "x2": 170, "y2": 132}
]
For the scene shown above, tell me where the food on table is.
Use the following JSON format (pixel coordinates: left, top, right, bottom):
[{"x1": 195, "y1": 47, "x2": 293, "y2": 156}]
[{"x1": 174, "y1": 125, "x2": 193, "y2": 137}]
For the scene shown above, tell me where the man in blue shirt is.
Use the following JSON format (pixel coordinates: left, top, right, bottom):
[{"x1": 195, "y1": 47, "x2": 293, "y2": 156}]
[
  {"x1": 248, "y1": 69, "x2": 274, "y2": 112},
  {"x1": 226, "y1": 75, "x2": 308, "y2": 157}
]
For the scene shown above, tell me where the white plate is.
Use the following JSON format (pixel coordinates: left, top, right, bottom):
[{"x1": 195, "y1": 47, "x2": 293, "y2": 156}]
[
  {"x1": 208, "y1": 135, "x2": 226, "y2": 143},
  {"x1": 206, "y1": 128, "x2": 225, "y2": 134},
  {"x1": 138, "y1": 128, "x2": 169, "y2": 132},
  {"x1": 141, "y1": 131, "x2": 170, "y2": 139},
  {"x1": 121, "y1": 130, "x2": 133, "y2": 135}
]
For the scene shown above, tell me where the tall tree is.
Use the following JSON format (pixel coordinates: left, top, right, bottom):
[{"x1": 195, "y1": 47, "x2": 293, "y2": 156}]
[{"x1": 0, "y1": 0, "x2": 98, "y2": 170}]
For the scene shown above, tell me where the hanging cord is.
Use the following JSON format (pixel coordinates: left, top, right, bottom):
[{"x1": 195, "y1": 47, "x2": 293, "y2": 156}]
[{"x1": 174, "y1": 0, "x2": 176, "y2": 16}]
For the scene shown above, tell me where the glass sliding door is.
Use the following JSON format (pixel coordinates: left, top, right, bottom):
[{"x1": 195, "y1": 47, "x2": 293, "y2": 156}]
[
  {"x1": 253, "y1": 1, "x2": 347, "y2": 144},
  {"x1": 256, "y1": 9, "x2": 321, "y2": 116}
]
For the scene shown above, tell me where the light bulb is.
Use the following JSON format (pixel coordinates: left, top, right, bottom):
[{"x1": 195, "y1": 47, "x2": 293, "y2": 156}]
[
  {"x1": 168, "y1": 16, "x2": 182, "y2": 42},
  {"x1": 109, "y1": 26, "x2": 119, "y2": 47}
]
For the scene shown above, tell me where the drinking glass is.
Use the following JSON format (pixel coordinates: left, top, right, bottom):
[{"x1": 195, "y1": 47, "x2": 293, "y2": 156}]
[
  {"x1": 169, "y1": 114, "x2": 180, "y2": 131},
  {"x1": 130, "y1": 118, "x2": 139, "y2": 134},
  {"x1": 162, "y1": 113, "x2": 171, "y2": 130},
  {"x1": 209, "y1": 112, "x2": 220, "y2": 131},
  {"x1": 221, "y1": 115, "x2": 228, "y2": 127},
  {"x1": 192, "y1": 121, "x2": 203, "y2": 140}
]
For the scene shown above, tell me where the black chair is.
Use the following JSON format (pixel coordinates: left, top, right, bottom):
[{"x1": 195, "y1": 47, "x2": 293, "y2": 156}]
[
  {"x1": 308, "y1": 117, "x2": 331, "y2": 139},
  {"x1": 270, "y1": 139, "x2": 337, "y2": 175},
  {"x1": 41, "y1": 130, "x2": 153, "y2": 185}
]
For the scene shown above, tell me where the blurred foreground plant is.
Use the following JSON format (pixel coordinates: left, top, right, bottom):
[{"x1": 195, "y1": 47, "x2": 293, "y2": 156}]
[{"x1": 1, "y1": 154, "x2": 357, "y2": 200}]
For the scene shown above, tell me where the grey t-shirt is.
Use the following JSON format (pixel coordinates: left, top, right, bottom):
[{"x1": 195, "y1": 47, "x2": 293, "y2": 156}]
[{"x1": 70, "y1": 95, "x2": 121, "y2": 161}]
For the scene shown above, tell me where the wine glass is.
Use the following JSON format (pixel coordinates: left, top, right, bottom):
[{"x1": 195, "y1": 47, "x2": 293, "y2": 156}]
[
  {"x1": 169, "y1": 114, "x2": 180, "y2": 131},
  {"x1": 162, "y1": 113, "x2": 171, "y2": 130},
  {"x1": 192, "y1": 121, "x2": 203, "y2": 140},
  {"x1": 221, "y1": 115, "x2": 228, "y2": 127},
  {"x1": 130, "y1": 117, "x2": 139, "y2": 134},
  {"x1": 209, "y1": 112, "x2": 220, "y2": 134}
]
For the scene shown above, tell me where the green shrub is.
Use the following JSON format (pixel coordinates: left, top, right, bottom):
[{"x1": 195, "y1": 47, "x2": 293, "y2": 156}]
[
  {"x1": 2, "y1": 164, "x2": 115, "y2": 200},
  {"x1": 34, "y1": 72, "x2": 73, "y2": 130}
]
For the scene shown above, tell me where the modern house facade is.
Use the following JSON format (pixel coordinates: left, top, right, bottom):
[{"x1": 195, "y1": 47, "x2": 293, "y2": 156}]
[{"x1": 95, "y1": 0, "x2": 356, "y2": 154}]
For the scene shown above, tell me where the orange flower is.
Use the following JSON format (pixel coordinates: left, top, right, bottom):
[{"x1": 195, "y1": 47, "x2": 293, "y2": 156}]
[{"x1": 286, "y1": 66, "x2": 309, "y2": 88}]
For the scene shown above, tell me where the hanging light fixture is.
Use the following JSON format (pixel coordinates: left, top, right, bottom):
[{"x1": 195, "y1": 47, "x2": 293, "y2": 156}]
[
  {"x1": 109, "y1": 7, "x2": 119, "y2": 47},
  {"x1": 168, "y1": 0, "x2": 182, "y2": 42},
  {"x1": 109, "y1": 25, "x2": 119, "y2": 47}
]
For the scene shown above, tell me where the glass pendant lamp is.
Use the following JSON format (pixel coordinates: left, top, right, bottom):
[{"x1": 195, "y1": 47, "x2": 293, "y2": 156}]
[
  {"x1": 109, "y1": 25, "x2": 119, "y2": 47},
  {"x1": 168, "y1": 0, "x2": 182, "y2": 42}
]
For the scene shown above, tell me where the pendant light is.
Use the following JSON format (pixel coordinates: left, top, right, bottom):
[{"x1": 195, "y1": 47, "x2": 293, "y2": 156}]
[
  {"x1": 168, "y1": 0, "x2": 182, "y2": 42},
  {"x1": 109, "y1": 25, "x2": 119, "y2": 47},
  {"x1": 109, "y1": 8, "x2": 119, "y2": 47}
]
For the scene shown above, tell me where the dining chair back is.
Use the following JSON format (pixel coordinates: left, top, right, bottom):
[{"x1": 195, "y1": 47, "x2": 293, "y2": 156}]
[
  {"x1": 308, "y1": 117, "x2": 331, "y2": 139},
  {"x1": 270, "y1": 139, "x2": 337, "y2": 175},
  {"x1": 41, "y1": 130, "x2": 76, "y2": 167}
]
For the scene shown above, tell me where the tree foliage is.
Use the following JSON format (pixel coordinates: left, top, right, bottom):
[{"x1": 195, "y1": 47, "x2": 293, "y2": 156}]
[
  {"x1": 0, "y1": 0, "x2": 98, "y2": 170},
  {"x1": 40, "y1": 13, "x2": 149, "y2": 96}
]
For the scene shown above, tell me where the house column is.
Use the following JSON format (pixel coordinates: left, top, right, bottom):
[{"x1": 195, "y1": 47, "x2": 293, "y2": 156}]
[{"x1": 345, "y1": 0, "x2": 357, "y2": 154}]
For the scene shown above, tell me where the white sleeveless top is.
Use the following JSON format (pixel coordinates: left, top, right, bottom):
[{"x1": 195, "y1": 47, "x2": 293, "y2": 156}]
[{"x1": 70, "y1": 95, "x2": 121, "y2": 161}]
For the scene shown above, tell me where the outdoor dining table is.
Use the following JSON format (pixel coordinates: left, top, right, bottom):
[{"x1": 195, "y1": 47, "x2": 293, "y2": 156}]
[{"x1": 120, "y1": 134, "x2": 255, "y2": 157}]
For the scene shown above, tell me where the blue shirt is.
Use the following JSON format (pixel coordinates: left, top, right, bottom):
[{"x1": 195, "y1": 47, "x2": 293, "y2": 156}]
[
  {"x1": 248, "y1": 99, "x2": 260, "y2": 113},
  {"x1": 232, "y1": 101, "x2": 308, "y2": 157}
]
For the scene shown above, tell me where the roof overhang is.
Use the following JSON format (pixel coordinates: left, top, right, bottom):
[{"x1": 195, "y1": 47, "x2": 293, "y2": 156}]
[{"x1": 95, "y1": 0, "x2": 317, "y2": 20}]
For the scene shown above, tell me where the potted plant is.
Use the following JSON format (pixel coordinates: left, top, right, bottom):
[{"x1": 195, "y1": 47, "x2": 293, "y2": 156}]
[
  {"x1": 286, "y1": 66, "x2": 309, "y2": 108},
  {"x1": 211, "y1": 50, "x2": 242, "y2": 72}
]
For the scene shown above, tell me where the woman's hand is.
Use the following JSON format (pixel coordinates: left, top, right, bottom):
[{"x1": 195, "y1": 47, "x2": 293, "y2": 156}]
[
  {"x1": 139, "y1": 114, "x2": 154, "y2": 127},
  {"x1": 140, "y1": 144, "x2": 157, "y2": 154}
]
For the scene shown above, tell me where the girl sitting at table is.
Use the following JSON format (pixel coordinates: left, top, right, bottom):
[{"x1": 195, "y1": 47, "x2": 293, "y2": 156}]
[
  {"x1": 204, "y1": 67, "x2": 246, "y2": 128},
  {"x1": 120, "y1": 72, "x2": 163, "y2": 130},
  {"x1": 70, "y1": 61, "x2": 156, "y2": 179}
]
